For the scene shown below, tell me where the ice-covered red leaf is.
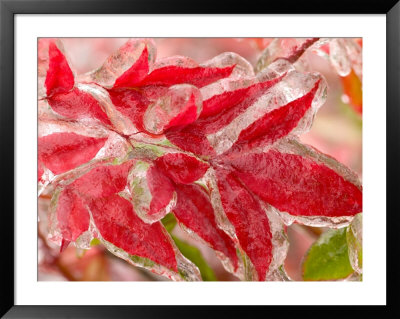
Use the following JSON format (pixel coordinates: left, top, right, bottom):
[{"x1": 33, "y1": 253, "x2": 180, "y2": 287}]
[
  {"x1": 227, "y1": 149, "x2": 362, "y2": 219},
  {"x1": 165, "y1": 127, "x2": 216, "y2": 158},
  {"x1": 72, "y1": 162, "x2": 133, "y2": 198},
  {"x1": 38, "y1": 160, "x2": 44, "y2": 181},
  {"x1": 200, "y1": 75, "x2": 283, "y2": 119},
  {"x1": 228, "y1": 80, "x2": 321, "y2": 153},
  {"x1": 89, "y1": 194, "x2": 178, "y2": 271},
  {"x1": 165, "y1": 75, "x2": 284, "y2": 157},
  {"x1": 173, "y1": 183, "x2": 238, "y2": 271},
  {"x1": 129, "y1": 161, "x2": 176, "y2": 223},
  {"x1": 155, "y1": 153, "x2": 209, "y2": 184},
  {"x1": 137, "y1": 62, "x2": 235, "y2": 88},
  {"x1": 38, "y1": 132, "x2": 107, "y2": 175},
  {"x1": 108, "y1": 88, "x2": 149, "y2": 132},
  {"x1": 143, "y1": 84, "x2": 202, "y2": 134},
  {"x1": 256, "y1": 38, "x2": 319, "y2": 72},
  {"x1": 113, "y1": 46, "x2": 150, "y2": 89},
  {"x1": 167, "y1": 67, "x2": 326, "y2": 157},
  {"x1": 45, "y1": 41, "x2": 74, "y2": 97},
  {"x1": 89, "y1": 39, "x2": 156, "y2": 88},
  {"x1": 56, "y1": 187, "x2": 89, "y2": 242},
  {"x1": 216, "y1": 169, "x2": 273, "y2": 281},
  {"x1": 47, "y1": 87, "x2": 112, "y2": 125}
]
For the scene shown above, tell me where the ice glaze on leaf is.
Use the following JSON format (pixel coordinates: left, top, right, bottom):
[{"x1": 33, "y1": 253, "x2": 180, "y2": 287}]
[
  {"x1": 89, "y1": 194, "x2": 178, "y2": 272},
  {"x1": 45, "y1": 41, "x2": 74, "y2": 97},
  {"x1": 129, "y1": 161, "x2": 176, "y2": 223},
  {"x1": 48, "y1": 87, "x2": 112, "y2": 125},
  {"x1": 138, "y1": 62, "x2": 235, "y2": 88},
  {"x1": 56, "y1": 187, "x2": 90, "y2": 242},
  {"x1": 89, "y1": 39, "x2": 156, "y2": 88},
  {"x1": 38, "y1": 132, "x2": 107, "y2": 175},
  {"x1": 173, "y1": 183, "x2": 239, "y2": 271},
  {"x1": 72, "y1": 162, "x2": 133, "y2": 198},
  {"x1": 227, "y1": 149, "x2": 362, "y2": 219},
  {"x1": 228, "y1": 80, "x2": 321, "y2": 154},
  {"x1": 155, "y1": 153, "x2": 210, "y2": 184},
  {"x1": 113, "y1": 46, "x2": 150, "y2": 89},
  {"x1": 143, "y1": 84, "x2": 202, "y2": 134},
  {"x1": 216, "y1": 168, "x2": 273, "y2": 281}
]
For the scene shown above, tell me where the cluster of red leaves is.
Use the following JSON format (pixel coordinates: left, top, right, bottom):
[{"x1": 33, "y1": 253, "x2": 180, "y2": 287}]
[{"x1": 38, "y1": 39, "x2": 362, "y2": 281}]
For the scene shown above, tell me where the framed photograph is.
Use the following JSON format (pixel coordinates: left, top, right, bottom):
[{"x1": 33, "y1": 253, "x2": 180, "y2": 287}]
[{"x1": 1, "y1": 0, "x2": 398, "y2": 317}]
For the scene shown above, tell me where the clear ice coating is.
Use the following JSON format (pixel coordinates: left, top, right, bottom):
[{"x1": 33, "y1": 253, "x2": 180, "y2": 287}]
[
  {"x1": 346, "y1": 213, "x2": 362, "y2": 274},
  {"x1": 86, "y1": 39, "x2": 157, "y2": 88},
  {"x1": 205, "y1": 63, "x2": 326, "y2": 155},
  {"x1": 201, "y1": 52, "x2": 255, "y2": 78},
  {"x1": 329, "y1": 39, "x2": 352, "y2": 77},
  {"x1": 128, "y1": 160, "x2": 177, "y2": 224},
  {"x1": 143, "y1": 84, "x2": 203, "y2": 134},
  {"x1": 86, "y1": 208, "x2": 201, "y2": 281},
  {"x1": 76, "y1": 83, "x2": 138, "y2": 135},
  {"x1": 255, "y1": 38, "x2": 319, "y2": 73}
]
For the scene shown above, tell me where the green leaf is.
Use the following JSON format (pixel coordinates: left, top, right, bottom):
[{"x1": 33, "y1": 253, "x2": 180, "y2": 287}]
[
  {"x1": 171, "y1": 235, "x2": 217, "y2": 281},
  {"x1": 161, "y1": 213, "x2": 177, "y2": 233},
  {"x1": 302, "y1": 227, "x2": 353, "y2": 281}
]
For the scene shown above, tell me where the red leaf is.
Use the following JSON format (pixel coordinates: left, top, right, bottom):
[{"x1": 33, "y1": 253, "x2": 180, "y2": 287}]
[
  {"x1": 38, "y1": 161, "x2": 44, "y2": 181},
  {"x1": 146, "y1": 166, "x2": 176, "y2": 217},
  {"x1": 216, "y1": 169, "x2": 273, "y2": 281},
  {"x1": 228, "y1": 150, "x2": 362, "y2": 218},
  {"x1": 138, "y1": 65, "x2": 235, "y2": 88},
  {"x1": 56, "y1": 187, "x2": 89, "y2": 242},
  {"x1": 113, "y1": 46, "x2": 150, "y2": 89},
  {"x1": 45, "y1": 41, "x2": 74, "y2": 97},
  {"x1": 174, "y1": 183, "x2": 238, "y2": 270},
  {"x1": 228, "y1": 80, "x2": 320, "y2": 153},
  {"x1": 130, "y1": 163, "x2": 176, "y2": 223},
  {"x1": 165, "y1": 127, "x2": 216, "y2": 158},
  {"x1": 72, "y1": 162, "x2": 133, "y2": 198},
  {"x1": 155, "y1": 153, "x2": 209, "y2": 184},
  {"x1": 200, "y1": 76, "x2": 283, "y2": 119},
  {"x1": 89, "y1": 194, "x2": 178, "y2": 271},
  {"x1": 108, "y1": 88, "x2": 149, "y2": 132},
  {"x1": 48, "y1": 87, "x2": 112, "y2": 125},
  {"x1": 38, "y1": 133, "x2": 107, "y2": 175},
  {"x1": 143, "y1": 85, "x2": 202, "y2": 134},
  {"x1": 165, "y1": 76, "x2": 284, "y2": 157}
]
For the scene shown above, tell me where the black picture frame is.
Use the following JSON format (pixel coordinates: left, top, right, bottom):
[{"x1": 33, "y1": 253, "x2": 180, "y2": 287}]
[{"x1": 1, "y1": 0, "x2": 398, "y2": 317}]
